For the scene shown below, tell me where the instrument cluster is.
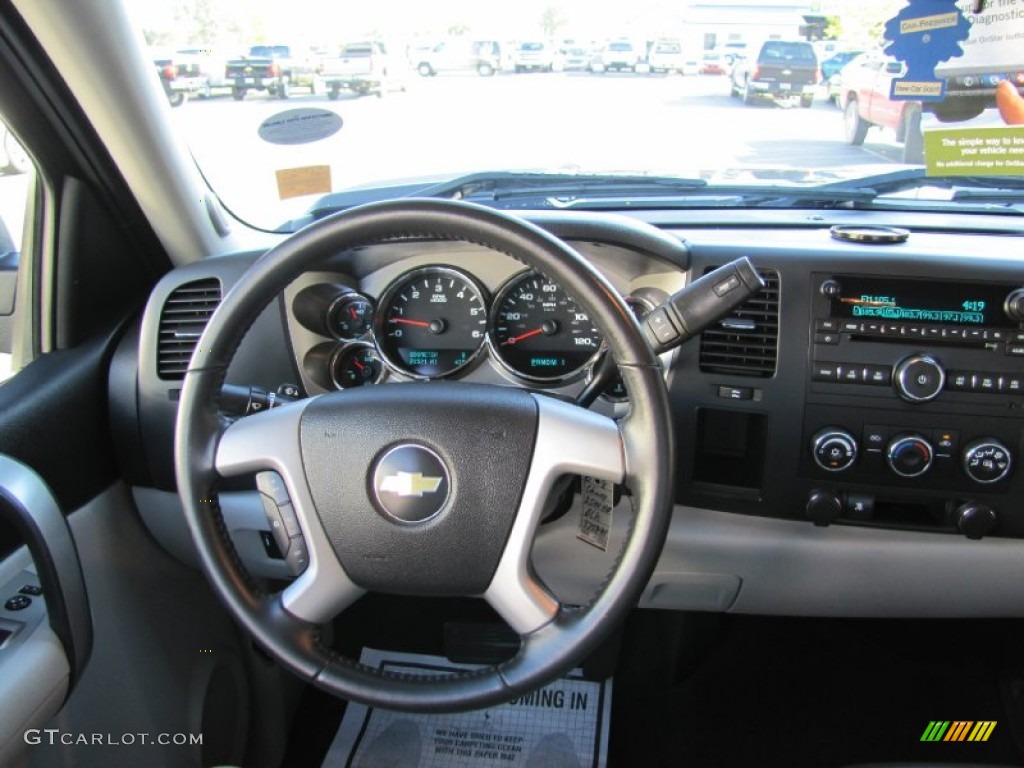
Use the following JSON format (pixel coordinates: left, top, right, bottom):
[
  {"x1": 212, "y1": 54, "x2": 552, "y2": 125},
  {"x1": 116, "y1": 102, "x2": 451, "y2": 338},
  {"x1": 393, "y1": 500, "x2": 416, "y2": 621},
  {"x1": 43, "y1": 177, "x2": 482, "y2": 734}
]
[{"x1": 292, "y1": 264, "x2": 652, "y2": 393}]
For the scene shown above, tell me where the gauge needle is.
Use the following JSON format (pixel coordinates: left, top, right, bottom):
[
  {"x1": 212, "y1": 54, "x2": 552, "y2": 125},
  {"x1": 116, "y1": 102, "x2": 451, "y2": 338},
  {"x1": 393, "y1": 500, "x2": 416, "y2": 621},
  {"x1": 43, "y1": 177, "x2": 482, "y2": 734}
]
[
  {"x1": 392, "y1": 318, "x2": 431, "y2": 328},
  {"x1": 348, "y1": 306, "x2": 359, "y2": 319},
  {"x1": 352, "y1": 359, "x2": 365, "y2": 372},
  {"x1": 503, "y1": 328, "x2": 544, "y2": 345}
]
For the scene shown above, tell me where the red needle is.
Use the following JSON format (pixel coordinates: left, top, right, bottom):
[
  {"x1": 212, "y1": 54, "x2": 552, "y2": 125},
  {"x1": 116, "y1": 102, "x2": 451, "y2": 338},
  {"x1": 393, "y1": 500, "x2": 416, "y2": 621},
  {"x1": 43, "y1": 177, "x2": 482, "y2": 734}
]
[
  {"x1": 392, "y1": 318, "x2": 430, "y2": 328},
  {"x1": 503, "y1": 328, "x2": 544, "y2": 345},
  {"x1": 348, "y1": 306, "x2": 359, "y2": 319},
  {"x1": 352, "y1": 359, "x2": 365, "y2": 372}
]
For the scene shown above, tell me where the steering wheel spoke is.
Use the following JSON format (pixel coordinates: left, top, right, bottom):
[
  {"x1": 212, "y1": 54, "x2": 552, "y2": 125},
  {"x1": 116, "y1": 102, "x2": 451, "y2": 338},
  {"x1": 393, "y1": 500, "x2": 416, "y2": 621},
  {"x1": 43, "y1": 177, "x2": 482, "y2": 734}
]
[
  {"x1": 484, "y1": 394, "x2": 624, "y2": 635},
  {"x1": 215, "y1": 400, "x2": 365, "y2": 624}
]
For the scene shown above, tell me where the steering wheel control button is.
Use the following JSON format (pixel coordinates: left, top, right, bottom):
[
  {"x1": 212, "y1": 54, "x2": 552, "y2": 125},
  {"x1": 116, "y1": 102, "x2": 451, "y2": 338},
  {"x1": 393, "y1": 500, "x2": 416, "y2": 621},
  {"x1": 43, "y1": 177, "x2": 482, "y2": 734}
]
[
  {"x1": 962, "y1": 439, "x2": 1012, "y2": 484},
  {"x1": 811, "y1": 428, "x2": 858, "y2": 472},
  {"x1": 372, "y1": 444, "x2": 451, "y2": 524},
  {"x1": 645, "y1": 306, "x2": 680, "y2": 347},
  {"x1": 886, "y1": 434, "x2": 933, "y2": 478},
  {"x1": 258, "y1": 494, "x2": 291, "y2": 557},
  {"x1": 18, "y1": 584, "x2": 42, "y2": 596},
  {"x1": 894, "y1": 354, "x2": 945, "y2": 403},
  {"x1": 256, "y1": 470, "x2": 291, "y2": 506},
  {"x1": 4, "y1": 595, "x2": 31, "y2": 611},
  {"x1": 285, "y1": 536, "x2": 309, "y2": 576}
]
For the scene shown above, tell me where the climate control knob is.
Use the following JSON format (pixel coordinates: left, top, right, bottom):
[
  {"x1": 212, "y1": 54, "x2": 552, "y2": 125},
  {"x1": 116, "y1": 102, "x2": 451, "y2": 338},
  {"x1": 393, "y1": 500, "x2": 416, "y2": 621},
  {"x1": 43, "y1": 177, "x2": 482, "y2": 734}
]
[
  {"x1": 962, "y1": 439, "x2": 1012, "y2": 484},
  {"x1": 886, "y1": 433, "x2": 933, "y2": 478},
  {"x1": 893, "y1": 354, "x2": 945, "y2": 403},
  {"x1": 811, "y1": 428, "x2": 858, "y2": 472}
]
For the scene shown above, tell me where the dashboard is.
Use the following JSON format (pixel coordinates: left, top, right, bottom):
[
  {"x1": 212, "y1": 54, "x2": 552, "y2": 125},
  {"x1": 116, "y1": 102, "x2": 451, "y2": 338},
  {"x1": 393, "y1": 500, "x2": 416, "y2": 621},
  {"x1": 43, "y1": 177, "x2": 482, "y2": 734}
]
[{"x1": 117, "y1": 208, "x2": 1024, "y2": 620}]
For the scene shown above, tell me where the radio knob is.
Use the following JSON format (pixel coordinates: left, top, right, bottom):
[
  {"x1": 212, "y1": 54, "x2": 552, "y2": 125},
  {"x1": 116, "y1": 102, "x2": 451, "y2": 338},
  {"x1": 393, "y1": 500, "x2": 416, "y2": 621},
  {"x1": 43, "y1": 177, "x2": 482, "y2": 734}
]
[
  {"x1": 955, "y1": 502, "x2": 997, "y2": 540},
  {"x1": 1004, "y1": 288, "x2": 1024, "y2": 322},
  {"x1": 811, "y1": 428, "x2": 858, "y2": 472},
  {"x1": 893, "y1": 354, "x2": 945, "y2": 403},
  {"x1": 962, "y1": 438, "x2": 1012, "y2": 484},
  {"x1": 820, "y1": 278, "x2": 842, "y2": 298},
  {"x1": 886, "y1": 433, "x2": 933, "y2": 478}
]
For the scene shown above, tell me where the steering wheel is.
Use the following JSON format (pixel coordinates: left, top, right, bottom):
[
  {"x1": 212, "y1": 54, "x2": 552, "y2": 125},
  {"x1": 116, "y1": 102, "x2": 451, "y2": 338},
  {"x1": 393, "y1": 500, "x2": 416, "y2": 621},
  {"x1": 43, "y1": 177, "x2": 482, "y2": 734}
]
[{"x1": 175, "y1": 199, "x2": 674, "y2": 711}]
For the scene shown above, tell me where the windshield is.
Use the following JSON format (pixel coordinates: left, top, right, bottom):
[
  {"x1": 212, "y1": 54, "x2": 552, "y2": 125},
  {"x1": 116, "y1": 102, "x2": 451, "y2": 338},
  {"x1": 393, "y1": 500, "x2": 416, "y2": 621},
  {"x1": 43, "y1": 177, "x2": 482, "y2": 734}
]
[{"x1": 132, "y1": 0, "x2": 1024, "y2": 231}]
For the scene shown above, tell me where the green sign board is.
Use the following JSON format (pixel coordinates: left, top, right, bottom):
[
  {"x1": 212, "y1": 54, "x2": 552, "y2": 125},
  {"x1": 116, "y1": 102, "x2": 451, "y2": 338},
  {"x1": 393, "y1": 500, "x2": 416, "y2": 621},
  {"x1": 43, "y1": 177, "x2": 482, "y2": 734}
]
[{"x1": 925, "y1": 126, "x2": 1024, "y2": 176}]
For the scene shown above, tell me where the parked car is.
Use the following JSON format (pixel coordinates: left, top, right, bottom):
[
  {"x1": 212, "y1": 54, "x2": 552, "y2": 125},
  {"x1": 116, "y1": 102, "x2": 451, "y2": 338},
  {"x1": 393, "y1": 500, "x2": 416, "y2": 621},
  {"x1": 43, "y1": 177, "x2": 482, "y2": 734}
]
[
  {"x1": 513, "y1": 41, "x2": 555, "y2": 73},
  {"x1": 821, "y1": 49, "x2": 865, "y2": 83},
  {"x1": 225, "y1": 45, "x2": 318, "y2": 100},
  {"x1": 594, "y1": 40, "x2": 640, "y2": 73},
  {"x1": 648, "y1": 39, "x2": 688, "y2": 74},
  {"x1": 412, "y1": 39, "x2": 501, "y2": 77},
  {"x1": 729, "y1": 39, "x2": 819, "y2": 107},
  {"x1": 174, "y1": 48, "x2": 232, "y2": 96},
  {"x1": 319, "y1": 41, "x2": 393, "y2": 98},
  {"x1": 700, "y1": 50, "x2": 726, "y2": 75},
  {"x1": 151, "y1": 49, "x2": 208, "y2": 107},
  {"x1": 559, "y1": 44, "x2": 591, "y2": 72}
]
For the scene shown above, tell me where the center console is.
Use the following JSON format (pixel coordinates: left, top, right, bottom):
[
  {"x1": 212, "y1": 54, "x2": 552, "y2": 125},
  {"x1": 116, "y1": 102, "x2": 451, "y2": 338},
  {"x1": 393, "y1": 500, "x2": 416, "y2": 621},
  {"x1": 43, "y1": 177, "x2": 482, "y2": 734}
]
[{"x1": 802, "y1": 273, "x2": 1024, "y2": 538}]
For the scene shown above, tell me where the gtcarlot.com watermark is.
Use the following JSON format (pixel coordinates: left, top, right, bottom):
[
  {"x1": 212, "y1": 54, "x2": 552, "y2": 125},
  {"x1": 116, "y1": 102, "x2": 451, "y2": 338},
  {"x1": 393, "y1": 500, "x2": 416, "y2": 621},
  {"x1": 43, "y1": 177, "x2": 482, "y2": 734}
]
[{"x1": 25, "y1": 729, "x2": 202, "y2": 747}]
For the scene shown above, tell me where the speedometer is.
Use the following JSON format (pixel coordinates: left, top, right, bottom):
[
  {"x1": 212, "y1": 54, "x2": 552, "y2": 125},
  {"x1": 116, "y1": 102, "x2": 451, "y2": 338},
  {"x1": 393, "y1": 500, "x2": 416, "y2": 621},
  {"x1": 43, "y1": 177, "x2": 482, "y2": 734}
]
[
  {"x1": 490, "y1": 272, "x2": 603, "y2": 382},
  {"x1": 375, "y1": 266, "x2": 488, "y2": 379}
]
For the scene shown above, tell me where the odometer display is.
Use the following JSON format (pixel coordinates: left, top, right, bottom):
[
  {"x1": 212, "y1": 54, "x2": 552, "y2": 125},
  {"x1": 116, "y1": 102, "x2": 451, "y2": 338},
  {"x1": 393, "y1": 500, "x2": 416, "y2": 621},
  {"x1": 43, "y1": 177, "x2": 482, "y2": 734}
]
[
  {"x1": 375, "y1": 267, "x2": 488, "y2": 378},
  {"x1": 491, "y1": 272, "x2": 602, "y2": 382}
]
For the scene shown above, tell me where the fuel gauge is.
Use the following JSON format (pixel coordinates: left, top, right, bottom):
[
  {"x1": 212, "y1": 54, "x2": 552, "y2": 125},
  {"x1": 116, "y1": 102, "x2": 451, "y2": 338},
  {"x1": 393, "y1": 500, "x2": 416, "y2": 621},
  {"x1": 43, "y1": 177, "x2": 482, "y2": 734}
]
[{"x1": 331, "y1": 344, "x2": 384, "y2": 389}]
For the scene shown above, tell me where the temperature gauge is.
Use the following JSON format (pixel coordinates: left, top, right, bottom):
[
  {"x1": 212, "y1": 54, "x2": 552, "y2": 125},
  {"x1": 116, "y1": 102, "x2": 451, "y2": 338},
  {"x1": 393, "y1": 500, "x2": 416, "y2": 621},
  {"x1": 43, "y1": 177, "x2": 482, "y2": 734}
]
[
  {"x1": 326, "y1": 294, "x2": 374, "y2": 340},
  {"x1": 331, "y1": 344, "x2": 383, "y2": 389}
]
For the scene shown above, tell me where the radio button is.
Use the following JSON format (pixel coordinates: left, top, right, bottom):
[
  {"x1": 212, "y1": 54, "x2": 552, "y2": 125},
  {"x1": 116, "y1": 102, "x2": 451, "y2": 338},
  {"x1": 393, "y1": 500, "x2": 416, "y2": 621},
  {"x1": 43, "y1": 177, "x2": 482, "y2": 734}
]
[
  {"x1": 999, "y1": 376, "x2": 1024, "y2": 394},
  {"x1": 973, "y1": 373, "x2": 998, "y2": 393},
  {"x1": 816, "y1": 319, "x2": 839, "y2": 332},
  {"x1": 1011, "y1": 331, "x2": 1024, "y2": 343},
  {"x1": 985, "y1": 329, "x2": 1006, "y2": 342},
  {"x1": 865, "y1": 322, "x2": 882, "y2": 334},
  {"x1": 811, "y1": 363, "x2": 839, "y2": 382},
  {"x1": 814, "y1": 332, "x2": 840, "y2": 345},
  {"x1": 894, "y1": 354, "x2": 945, "y2": 403},
  {"x1": 841, "y1": 320, "x2": 861, "y2": 333},
  {"x1": 839, "y1": 365, "x2": 862, "y2": 383},
  {"x1": 942, "y1": 327, "x2": 964, "y2": 340},
  {"x1": 906, "y1": 325, "x2": 924, "y2": 337},
  {"x1": 1005, "y1": 344, "x2": 1024, "y2": 357},
  {"x1": 947, "y1": 371, "x2": 972, "y2": 391},
  {"x1": 965, "y1": 328, "x2": 985, "y2": 342},
  {"x1": 924, "y1": 327, "x2": 942, "y2": 339},
  {"x1": 864, "y1": 365, "x2": 891, "y2": 385}
]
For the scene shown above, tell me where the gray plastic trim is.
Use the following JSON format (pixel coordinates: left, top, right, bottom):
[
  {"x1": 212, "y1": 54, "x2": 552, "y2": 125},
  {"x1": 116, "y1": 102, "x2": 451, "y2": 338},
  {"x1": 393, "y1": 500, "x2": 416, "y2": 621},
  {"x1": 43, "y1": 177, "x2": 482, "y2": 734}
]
[
  {"x1": 483, "y1": 394, "x2": 623, "y2": 634},
  {"x1": 215, "y1": 400, "x2": 365, "y2": 623},
  {"x1": 533, "y1": 502, "x2": 1024, "y2": 617}
]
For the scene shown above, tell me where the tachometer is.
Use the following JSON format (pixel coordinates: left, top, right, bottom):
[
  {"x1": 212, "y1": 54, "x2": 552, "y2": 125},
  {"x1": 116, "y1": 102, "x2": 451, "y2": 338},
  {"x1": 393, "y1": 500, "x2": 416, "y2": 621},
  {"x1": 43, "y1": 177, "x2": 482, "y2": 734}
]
[
  {"x1": 490, "y1": 272, "x2": 603, "y2": 382},
  {"x1": 375, "y1": 267, "x2": 488, "y2": 378}
]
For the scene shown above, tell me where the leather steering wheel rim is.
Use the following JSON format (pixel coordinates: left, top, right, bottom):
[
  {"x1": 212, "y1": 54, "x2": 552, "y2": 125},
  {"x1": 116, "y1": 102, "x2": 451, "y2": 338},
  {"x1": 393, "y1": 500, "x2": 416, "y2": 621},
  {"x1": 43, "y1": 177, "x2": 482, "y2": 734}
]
[{"x1": 174, "y1": 198, "x2": 674, "y2": 711}]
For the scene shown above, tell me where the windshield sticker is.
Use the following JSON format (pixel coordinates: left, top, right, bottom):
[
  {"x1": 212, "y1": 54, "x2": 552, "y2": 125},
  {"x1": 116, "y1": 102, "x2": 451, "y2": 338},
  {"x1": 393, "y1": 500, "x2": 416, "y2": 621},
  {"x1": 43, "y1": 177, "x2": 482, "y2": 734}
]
[
  {"x1": 257, "y1": 108, "x2": 343, "y2": 146},
  {"x1": 884, "y1": 0, "x2": 972, "y2": 101},
  {"x1": 275, "y1": 165, "x2": 332, "y2": 200},
  {"x1": 935, "y1": 0, "x2": 1024, "y2": 79},
  {"x1": 925, "y1": 125, "x2": 1024, "y2": 175}
]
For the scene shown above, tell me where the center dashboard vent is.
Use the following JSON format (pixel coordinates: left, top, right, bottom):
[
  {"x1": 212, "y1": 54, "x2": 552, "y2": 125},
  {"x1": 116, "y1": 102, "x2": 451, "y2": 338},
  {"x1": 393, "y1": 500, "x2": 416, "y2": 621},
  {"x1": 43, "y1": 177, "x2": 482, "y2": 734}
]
[
  {"x1": 699, "y1": 268, "x2": 779, "y2": 377},
  {"x1": 157, "y1": 278, "x2": 222, "y2": 380}
]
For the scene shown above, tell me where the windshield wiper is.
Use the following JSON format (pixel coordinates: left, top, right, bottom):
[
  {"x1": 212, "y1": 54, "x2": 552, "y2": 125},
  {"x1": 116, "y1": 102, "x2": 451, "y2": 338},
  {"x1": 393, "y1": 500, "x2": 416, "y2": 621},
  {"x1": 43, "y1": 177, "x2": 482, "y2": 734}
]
[{"x1": 413, "y1": 171, "x2": 709, "y2": 201}]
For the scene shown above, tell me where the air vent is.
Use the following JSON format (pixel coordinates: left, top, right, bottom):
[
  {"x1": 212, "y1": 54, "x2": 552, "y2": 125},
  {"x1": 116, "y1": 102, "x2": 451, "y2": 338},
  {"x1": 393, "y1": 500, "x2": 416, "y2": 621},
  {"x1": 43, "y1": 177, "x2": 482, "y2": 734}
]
[
  {"x1": 157, "y1": 278, "x2": 222, "y2": 380},
  {"x1": 699, "y1": 268, "x2": 779, "y2": 377}
]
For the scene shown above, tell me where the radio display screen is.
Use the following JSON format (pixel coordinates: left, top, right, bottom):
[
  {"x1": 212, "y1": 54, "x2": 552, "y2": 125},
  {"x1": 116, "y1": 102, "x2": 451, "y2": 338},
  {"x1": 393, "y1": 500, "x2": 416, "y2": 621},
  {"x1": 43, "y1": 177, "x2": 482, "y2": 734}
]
[{"x1": 829, "y1": 277, "x2": 1015, "y2": 328}]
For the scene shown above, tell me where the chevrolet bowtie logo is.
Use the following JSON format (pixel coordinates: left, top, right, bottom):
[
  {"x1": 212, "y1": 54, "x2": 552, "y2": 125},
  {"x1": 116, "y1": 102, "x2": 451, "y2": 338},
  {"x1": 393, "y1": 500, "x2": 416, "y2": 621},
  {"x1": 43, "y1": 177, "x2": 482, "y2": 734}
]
[{"x1": 379, "y1": 471, "x2": 443, "y2": 497}]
